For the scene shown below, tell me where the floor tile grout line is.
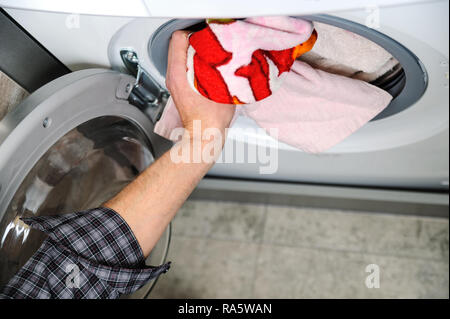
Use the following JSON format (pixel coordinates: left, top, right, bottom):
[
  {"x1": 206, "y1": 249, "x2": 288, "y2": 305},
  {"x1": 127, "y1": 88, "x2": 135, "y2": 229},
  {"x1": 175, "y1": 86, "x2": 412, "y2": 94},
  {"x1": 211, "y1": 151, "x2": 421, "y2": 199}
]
[
  {"x1": 176, "y1": 200, "x2": 268, "y2": 298},
  {"x1": 186, "y1": 199, "x2": 450, "y2": 223},
  {"x1": 249, "y1": 204, "x2": 269, "y2": 298},
  {"x1": 176, "y1": 200, "x2": 267, "y2": 243},
  {"x1": 169, "y1": 233, "x2": 449, "y2": 264}
]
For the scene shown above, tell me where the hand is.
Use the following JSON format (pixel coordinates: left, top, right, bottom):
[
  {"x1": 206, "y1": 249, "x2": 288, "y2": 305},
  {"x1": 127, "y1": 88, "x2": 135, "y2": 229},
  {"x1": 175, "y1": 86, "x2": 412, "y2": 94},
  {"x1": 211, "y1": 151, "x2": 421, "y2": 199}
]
[
  {"x1": 165, "y1": 30, "x2": 236, "y2": 139},
  {"x1": 105, "y1": 35, "x2": 234, "y2": 257}
]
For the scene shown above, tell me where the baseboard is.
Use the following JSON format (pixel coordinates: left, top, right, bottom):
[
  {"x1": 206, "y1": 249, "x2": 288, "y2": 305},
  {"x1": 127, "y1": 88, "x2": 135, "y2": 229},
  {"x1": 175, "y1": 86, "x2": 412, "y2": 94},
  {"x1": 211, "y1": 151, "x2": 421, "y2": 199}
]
[{"x1": 190, "y1": 177, "x2": 449, "y2": 218}]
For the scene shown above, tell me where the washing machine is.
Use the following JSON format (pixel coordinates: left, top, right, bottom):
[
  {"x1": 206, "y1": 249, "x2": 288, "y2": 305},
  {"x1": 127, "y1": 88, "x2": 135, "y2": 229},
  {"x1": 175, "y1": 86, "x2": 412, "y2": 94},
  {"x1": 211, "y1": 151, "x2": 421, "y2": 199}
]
[
  {"x1": 2, "y1": 0, "x2": 448, "y2": 189},
  {"x1": 0, "y1": 0, "x2": 448, "y2": 297}
]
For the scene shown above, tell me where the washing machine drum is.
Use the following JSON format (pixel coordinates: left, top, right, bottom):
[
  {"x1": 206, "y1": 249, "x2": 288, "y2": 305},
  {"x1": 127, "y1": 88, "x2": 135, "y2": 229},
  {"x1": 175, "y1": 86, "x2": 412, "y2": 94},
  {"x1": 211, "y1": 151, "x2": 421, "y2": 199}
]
[{"x1": 0, "y1": 69, "x2": 170, "y2": 298}]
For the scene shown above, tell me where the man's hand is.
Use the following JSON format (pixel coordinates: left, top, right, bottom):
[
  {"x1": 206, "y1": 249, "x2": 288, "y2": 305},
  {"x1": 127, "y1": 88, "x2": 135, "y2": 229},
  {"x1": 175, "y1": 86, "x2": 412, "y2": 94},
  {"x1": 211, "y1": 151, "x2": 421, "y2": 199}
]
[
  {"x1": 165, "y1": 30, "x2": 236, "y2": 138},
  {"x1": 104, "y1": 31, "x2": 235, "y2": 257}
]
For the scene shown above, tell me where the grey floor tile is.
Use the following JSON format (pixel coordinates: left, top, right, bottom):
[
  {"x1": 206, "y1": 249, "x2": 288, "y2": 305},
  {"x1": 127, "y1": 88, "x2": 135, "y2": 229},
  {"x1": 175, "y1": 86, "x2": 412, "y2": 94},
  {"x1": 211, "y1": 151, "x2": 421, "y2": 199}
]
[
  {"x1": 263, "y1": 205, "x2": 449, "y2": 261},
  {"x1": 172, "y1": 200, "x2": 266, "y2": 243},
  {"x1": 253, "y1": 245, "x2": 449, "y2": 299},
  {"x1": 149, "y1": 236, "x2": 259, "y2": 298},
  {"x1": 0, "y1": 71, "x2": 28, "y2": 121}
]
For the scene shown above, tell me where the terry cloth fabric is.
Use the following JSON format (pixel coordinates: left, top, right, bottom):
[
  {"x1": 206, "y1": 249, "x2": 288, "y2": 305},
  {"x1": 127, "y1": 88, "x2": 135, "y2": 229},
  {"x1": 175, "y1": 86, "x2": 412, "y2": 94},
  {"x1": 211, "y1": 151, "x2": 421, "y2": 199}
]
[
  {"x1": 242, "y1": 61, "x2": 393, "y2": 153},
  {"x1": 187, "y1": 17, "x2": 316, "y2": 104},
  {"x1": 154, "y1": 17, "x2": 393, "y2": 153},
  {"x1": 300, "y1": 21, "x2": 400, "y2": 83},
  {"x1": 0, "y1": 207, "x2": 170, "y2": 299}
]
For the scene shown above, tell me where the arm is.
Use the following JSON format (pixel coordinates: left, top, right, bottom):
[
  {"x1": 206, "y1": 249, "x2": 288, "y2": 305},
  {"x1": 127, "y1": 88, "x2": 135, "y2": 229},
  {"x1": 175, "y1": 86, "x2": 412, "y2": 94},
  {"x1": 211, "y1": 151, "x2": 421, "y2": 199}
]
[
  {"x1": 104, "y1": 31, "x2": 235, "y2": 257},
  {"x1": 0, "y1": 31, "x2": 234, "y2": 299}
]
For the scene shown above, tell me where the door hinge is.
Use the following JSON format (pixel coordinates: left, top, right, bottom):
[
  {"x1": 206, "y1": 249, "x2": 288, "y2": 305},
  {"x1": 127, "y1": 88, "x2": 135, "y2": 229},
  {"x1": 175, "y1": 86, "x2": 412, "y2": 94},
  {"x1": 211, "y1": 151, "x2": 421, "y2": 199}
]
[{"x1": 120, "y1": 49, "x2": 169, "y2": 124}]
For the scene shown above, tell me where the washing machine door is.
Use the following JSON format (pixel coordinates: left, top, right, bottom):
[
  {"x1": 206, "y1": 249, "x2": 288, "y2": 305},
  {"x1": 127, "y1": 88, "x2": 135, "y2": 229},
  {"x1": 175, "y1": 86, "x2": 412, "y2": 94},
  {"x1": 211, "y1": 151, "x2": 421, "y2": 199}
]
[{"x1": 0, "y1": 69, "x2": 170, "y2": 298}]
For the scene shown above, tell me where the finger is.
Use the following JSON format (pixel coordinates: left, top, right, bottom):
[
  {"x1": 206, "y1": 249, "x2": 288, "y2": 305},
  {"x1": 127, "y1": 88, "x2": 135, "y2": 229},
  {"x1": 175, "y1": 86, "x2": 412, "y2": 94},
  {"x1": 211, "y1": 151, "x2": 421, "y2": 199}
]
[{"x1": 167, "y1": 31, "x2": 190, "y2": 84}]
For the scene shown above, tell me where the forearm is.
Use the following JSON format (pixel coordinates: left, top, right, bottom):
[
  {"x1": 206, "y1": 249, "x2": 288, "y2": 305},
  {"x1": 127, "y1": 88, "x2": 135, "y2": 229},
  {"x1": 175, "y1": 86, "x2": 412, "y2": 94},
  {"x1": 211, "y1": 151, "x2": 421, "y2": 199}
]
[
  {"x1": 105, "y1": 30, "x2": 234, "y2": 258},
  {"x1": 104, "y1": 135, "x2": 218, "y2": 257}
]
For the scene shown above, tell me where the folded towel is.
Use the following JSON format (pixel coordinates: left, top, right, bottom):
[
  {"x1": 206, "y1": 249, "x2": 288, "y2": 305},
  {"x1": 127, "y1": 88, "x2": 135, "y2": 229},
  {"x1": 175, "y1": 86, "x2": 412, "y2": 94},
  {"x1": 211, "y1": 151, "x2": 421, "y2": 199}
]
[{"x1": 154, "y1": 17, "x2": 393, "y2": 153}]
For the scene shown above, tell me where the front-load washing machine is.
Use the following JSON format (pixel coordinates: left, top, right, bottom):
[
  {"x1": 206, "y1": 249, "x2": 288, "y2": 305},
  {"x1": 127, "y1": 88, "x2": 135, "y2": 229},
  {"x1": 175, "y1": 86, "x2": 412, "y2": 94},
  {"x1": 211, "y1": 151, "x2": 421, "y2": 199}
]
[
  {"x1": 0, "y1": 0, "x2": 448, "y2": 296},
  {"x1": 2, "y1": 0, "x2": 448, "y2": 190}
]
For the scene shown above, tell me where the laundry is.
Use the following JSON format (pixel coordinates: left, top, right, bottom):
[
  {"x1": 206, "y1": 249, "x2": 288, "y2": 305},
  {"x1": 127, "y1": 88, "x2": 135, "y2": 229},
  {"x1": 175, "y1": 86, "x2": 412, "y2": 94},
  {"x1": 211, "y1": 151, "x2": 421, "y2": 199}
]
[
  {"x1": 242, "y1": 60, "x2": 393, "y2": 153},
  {"x1": 154, "y1": 17, "x2": 393, "y2": 153},
  {"x1": 186, "y1": 17, "x2": 316, "y2": 104},
  {"x1": 300, "y1": 21, "x2": 400, "y2": 82}
]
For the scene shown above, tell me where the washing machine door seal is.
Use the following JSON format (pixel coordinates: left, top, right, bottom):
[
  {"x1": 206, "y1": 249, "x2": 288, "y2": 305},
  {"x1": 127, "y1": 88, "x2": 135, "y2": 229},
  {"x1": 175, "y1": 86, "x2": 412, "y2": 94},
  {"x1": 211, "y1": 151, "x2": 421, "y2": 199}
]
[{"x1": 0, "y1": 69, "x2": 170, "y2": 298}]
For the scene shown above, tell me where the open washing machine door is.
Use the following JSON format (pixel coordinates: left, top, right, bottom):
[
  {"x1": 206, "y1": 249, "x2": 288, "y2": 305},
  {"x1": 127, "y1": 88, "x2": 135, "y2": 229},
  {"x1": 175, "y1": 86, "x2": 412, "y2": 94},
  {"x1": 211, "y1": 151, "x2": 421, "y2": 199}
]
[{"x1": 0, "y1": 69, "x2": 171, "y2": 298}]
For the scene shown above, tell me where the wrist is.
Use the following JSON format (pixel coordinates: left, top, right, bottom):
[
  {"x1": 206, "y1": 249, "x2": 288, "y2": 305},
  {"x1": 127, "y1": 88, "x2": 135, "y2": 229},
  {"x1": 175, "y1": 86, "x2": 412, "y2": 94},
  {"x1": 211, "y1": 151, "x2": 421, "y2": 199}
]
[
  {"x1": 169, "y1": 125, "x2": 225, "y2": 166},
  {"x1": 182, "y1": 120, "x2": 227, "y2": 146}
]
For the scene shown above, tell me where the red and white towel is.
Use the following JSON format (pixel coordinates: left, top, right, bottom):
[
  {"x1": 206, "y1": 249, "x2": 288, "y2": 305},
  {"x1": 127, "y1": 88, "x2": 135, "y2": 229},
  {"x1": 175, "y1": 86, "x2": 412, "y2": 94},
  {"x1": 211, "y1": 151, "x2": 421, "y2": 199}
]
[
  {"x1": 186, "y1": 17, "x2": 316, "y2": 104},
  {"x1": 154, "y1": 17, "x2": 392, "y2": 153}
]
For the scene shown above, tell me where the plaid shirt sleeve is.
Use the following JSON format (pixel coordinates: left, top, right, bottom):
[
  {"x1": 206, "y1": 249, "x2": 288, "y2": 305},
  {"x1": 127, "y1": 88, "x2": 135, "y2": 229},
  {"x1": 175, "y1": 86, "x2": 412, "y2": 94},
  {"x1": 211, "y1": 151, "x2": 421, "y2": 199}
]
[{"x1": 0, "y1": 207, "x2": 171, "y2": 299}]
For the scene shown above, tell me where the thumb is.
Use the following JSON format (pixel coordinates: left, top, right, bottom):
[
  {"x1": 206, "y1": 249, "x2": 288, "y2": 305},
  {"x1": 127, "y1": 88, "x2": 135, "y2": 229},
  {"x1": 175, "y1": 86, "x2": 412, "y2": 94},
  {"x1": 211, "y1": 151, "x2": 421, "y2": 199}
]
[{"x1": 166, "y1": 30, "x2": 190, "y2": 90}]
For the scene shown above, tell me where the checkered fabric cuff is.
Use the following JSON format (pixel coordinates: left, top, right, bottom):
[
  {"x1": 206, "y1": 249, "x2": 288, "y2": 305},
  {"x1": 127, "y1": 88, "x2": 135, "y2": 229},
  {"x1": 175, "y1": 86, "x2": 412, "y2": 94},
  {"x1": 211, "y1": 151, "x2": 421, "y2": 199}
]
[{"x1": 0, "y1": 207, "x2": 170, "y2": 299}]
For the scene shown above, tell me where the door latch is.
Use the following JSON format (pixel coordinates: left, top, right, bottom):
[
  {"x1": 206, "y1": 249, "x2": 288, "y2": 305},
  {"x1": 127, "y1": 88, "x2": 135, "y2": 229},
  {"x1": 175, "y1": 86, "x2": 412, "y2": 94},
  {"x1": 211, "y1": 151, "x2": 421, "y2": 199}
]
[{"x1": 120, "y1": 49, "x2": 169, "y2": 124}]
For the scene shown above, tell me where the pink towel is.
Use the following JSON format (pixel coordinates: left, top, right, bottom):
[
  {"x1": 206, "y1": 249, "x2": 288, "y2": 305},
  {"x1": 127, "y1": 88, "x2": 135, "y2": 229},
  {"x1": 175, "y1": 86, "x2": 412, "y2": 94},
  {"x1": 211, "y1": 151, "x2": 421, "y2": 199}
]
[
  {"x1": 243, "y1": 60, "x2": 392, "y2": 153},
  {"x1": 154, "y1": 17, "x2": 393, "y2": 153},
  {"x1": 300, "y1": 21, "x2": 399, "y2": 82}
]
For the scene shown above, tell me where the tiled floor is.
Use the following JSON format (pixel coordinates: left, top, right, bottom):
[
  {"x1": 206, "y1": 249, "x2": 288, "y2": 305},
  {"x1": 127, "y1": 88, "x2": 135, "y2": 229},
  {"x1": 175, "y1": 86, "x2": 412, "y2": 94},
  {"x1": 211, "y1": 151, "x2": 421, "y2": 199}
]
[
  {"x1": 150, "y1": 200, "x2": 449, "y2": 299},
  {"x1": 0, "y1": 71, "x2": 28, "y2": 121},
  {"x1": 1, "y1": 70, "x2": 448, "y2": 299}
]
